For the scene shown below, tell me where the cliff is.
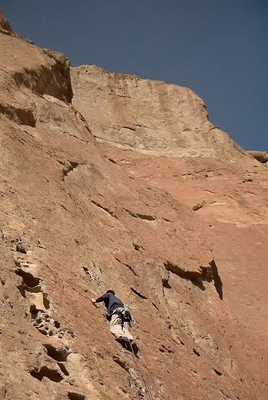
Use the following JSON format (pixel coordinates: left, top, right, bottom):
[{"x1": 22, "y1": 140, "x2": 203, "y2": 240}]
[{"x1": 1, "y1": 11, "x2": 268, "y2": 400}]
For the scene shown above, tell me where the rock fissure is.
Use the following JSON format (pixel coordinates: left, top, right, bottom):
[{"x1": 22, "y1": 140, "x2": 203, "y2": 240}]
[
  {"x1": 131, "y1": 287, "x2": 148, "y2": 299},
  {"x1": 30, "y1": 366, "x2": 64, "y2": 382},
  {"x1": 124, "y1": 208, "x2": 156, "y2": 221},
  {"x1": 164, "y1": 261, "x2": 213, "y2": 290},
  {"x1": 91, "y1": 200, "x2": 117, "y2": 219},
  {"x1": 58, "y1": 362, "x2": 69, "y2": 376},
  {"x1": 43, "y1": 344, "x2": 70, "y2": 362},
  {"x1": 67, "y1": 393, "x2": 86, "y2": 400}
]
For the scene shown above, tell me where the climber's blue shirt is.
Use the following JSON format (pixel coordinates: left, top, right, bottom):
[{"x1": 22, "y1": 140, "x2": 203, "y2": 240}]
[{"x1": 95, "y1": 293, "x2": 124, "y2": 316}]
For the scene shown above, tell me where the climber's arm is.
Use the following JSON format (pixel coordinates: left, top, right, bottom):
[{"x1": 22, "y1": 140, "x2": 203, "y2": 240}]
[{"x1": 91, "y1": 293, "x2": 108, "y2": 304}]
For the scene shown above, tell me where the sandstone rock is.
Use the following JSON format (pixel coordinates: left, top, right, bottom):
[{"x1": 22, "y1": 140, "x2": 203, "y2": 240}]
[
  {"x1": 0, "y1": 9, "x2": 14, "y2": 35},
  {"x1": 247, "y1": 150, "x2": 268, "y2": 163},
  {"x1": 71, "y1": 65, "x2": 247, "y2": 161},
  {"x1": 1, "y1": 11, "x2": 268, "y2": 400},
  {"x1": 72, "y1": 67, "x2": 268, "y2": 399}
]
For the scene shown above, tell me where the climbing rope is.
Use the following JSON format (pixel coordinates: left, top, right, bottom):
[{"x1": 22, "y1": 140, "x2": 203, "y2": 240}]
[{"x1": 129, "y1": 341, "x2": 155, "y2": 400}]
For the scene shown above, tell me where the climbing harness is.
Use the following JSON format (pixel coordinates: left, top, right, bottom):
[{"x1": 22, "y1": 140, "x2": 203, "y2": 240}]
[
  {"x1": 111, "y1": 306, "x2": 135, "y2": 329},
  {"x1": 128, "y1": 340, "x2": 155, "y2": 400},
  {"x1": 112, "y1": 306, "x2": 132, "y2": 319}
]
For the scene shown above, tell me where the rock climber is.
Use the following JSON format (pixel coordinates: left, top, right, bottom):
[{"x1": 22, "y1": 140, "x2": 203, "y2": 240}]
[{"x1": 91, "y1": 290, "x2": 138, "y2": 354}]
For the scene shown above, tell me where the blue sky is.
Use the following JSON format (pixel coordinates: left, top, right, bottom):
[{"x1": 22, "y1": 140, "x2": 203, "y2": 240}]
[{"x1": 1, "y1": 0, "x2": 267, "y2": 150}]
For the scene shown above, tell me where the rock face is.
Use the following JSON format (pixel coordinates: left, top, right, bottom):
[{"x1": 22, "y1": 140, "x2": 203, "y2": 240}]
[
  {"x1": 247, "y1": 150, "x2": 268, "y2": 163},
  {"x1": 0, "y1": 10, "x2": 14, "y2": 34},
  {"x1": 1, "y1": 12, "x2": 268, "y2": 400},
  {"x1": 71, "y1": 65, "x2": 246, "y2": 160}
]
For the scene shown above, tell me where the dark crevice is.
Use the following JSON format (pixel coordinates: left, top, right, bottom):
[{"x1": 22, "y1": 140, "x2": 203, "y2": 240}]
[
  {"x1": 124, "y1": 209, "x2": 155, "y2": 221},
  {"x1": 58, "y1": 363, "x2": 69, "y2": 376},
  {"x1": 54, "y1": 320, "x2": 61, "y2": 328},
  {"x1": 213, "y1": 368, "x2": 222, "y2": 376},
  {"x1": 193, "y1": 349, "x2": 200, "y2": 357},
  {"x1": 160, "y1": 344, "x2": 173, "y2": 354},
  {"x1": 124, "y1": 208, "x2": 138, "y2": 218},
  {"x1": 164, "y1": 261, "x2": 213, "y2": 291},
  {"x1": 15, "y1": 270, "x2": 41, "y2": 287},
  {"x1": 16, "y1": 242, "x2": 27, "y2": 254},
  {"x1": 30, "y1": 366, "x2": 63, "y2": 382},
  {"x1": 30, "y1": 304, "x2": 38, "y2": 319},
  {"x1": 43, "y1": 344, "x2": 69, "y2": 362},
  {"x1": 162, "y1": 276, "x2": 171, "y2": 289},
  {"x1": 121, "y1": 125, "x2": 135, "y2": 131},
  {"x1": 133, "y1": 243, "x2": 144, "y2": 253},
  {"x1": 18, "y1": 283, "x2": 42, "y2": 295},
  {"x1": 192, "y1": 201, "x2": 206, "y2": 211},
  {"x1": 68, "y1": 393, "x2": 86, "y2": 400},
  {"x1": 15, "y1": 270, "x2": 42, "y2": 297},
  {"x1": 91, "y1": 200, "x2": 117, "y2": 219},
  {"x1": 136, "y1": 213, "x2": 155, "y2": 221},
  {"x1": 131, "y1": 287, "x2": 148, "y2": 299},
  {"x1": 209, "y1": 259, "x2": 223, "y2": 300},
  {"x1": 163, "y1": 217, "x2": 171, "y2": 222}
]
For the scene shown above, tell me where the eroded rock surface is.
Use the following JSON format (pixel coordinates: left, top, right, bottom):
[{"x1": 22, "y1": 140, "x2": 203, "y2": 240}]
[
  {"x1": 247, "y1": 150, "x2": 268, "y2": 163},
  {"x1": 71, "y1": 65, "x2": 247, "y2": 161},
  {"x1": 0, "y1": 10, "x2": 14, "y2": 34},
  {"x1": 0, "y1": 11, "x2": 268, "y2": 400}
]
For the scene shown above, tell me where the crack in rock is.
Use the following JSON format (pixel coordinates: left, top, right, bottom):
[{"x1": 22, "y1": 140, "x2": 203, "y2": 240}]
[
  {"x1": 91, "y1": 200, "x2": 117, "y2": 219},
  {"x1": 133, "y1": 243, "x2": 144, "y2": 253},
  {"x1": 164, "y1": 261, "x2": 213, "y2": 290},
  {"x1": 15, "y1": 269, "x2": 41, "y2": 288},
  {"x1": 213, "y1": 368, "x2": 222, "y2": 376},
  {"x1": 43, "y1": 343, "x2": 70, "y2": 362},
  {"x1": 192, "y1": 201, "x2": 206, "y2": 211},
  {"x1": 124, "y1": 209, "x2": 156, "y2": 221},
  {"x1": 121, "y1": 125, "x2": 136, "y2": 131},
  {"x1": 131, "y1": 287, "x2": 148, "y2": 299},
  {"x1": 108, "y1": 158, "x2": 117, "y2": 164},
  {"x1": 30, "y1": 366, "x2": 64, "y2": 382},
  {"x1": 16, "y1": 242, "x2": 28, "y2": 254},
  {"x1": 68, "y1": 393, "x2": 86, "y2": 400},
  {"x1": 58, "y1": 362, "x2": 69, "y2": 376},
  {"x1": 193, "y1": 349, "x2": 200, "y2": 357}
]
